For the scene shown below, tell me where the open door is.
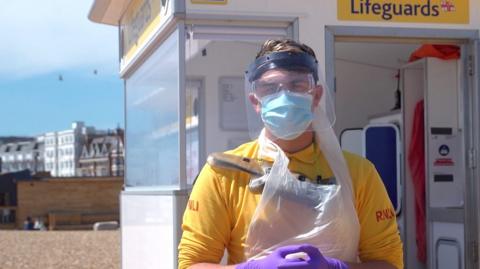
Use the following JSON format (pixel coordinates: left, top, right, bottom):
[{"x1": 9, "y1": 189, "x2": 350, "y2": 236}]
[
  {"x1": 185, "y1": 79, "x2": 203, "y2": 186},
  {"x1": 464, "y1": 39, "x2": 480, "y2": 269},
  {"x1": 402, "y1": 55, "x2": 472, "y2": 269},
  {"x1": 474, "y1": 39, "x2": 480, "y2": 269}
]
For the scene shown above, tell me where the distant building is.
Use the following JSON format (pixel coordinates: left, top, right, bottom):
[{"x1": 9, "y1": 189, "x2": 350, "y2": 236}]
[
  {"x1": 44, "y1": 122, "x2": 99, "y2": 177},
  {"x1": 0, "y1": 140, "x2": 44, "y2": 174},
  {"x1": 0, "y1": 136, "x2": 34, "y2": 146},
  {"x1": 43, "y1": 132, "x2": 57, "y2": 176},
  {"x1": 78, "y1": 129, "x2": 124, "y2": 177},
  {"x1": 1, "y1": 122, "x2": 122, "y2": 177}
]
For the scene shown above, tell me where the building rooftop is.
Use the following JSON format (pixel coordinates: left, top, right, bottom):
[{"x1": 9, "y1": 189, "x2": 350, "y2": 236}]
[
  {"x1": 0, "y1": 141, "x2": 44, "y2": 155},
  {"x1": 0, "y1": 137, "x2": 34, "y2": 145},
  {"x1": 80, "y1": 134, "x2": 124, "y2": 160}
]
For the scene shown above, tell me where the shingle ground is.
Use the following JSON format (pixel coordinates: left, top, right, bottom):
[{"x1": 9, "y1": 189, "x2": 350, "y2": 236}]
[{"x1": 0, "y1": 231, "x2": 120, "y2": 269}]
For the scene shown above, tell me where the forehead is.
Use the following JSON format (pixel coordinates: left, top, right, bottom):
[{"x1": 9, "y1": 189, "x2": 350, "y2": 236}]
[{"x1": 258, "y1": 69, "x2": 310, "y2": 81}]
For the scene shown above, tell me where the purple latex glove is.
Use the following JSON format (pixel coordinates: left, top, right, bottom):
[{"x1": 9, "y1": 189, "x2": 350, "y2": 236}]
[{"x1": 236, "y1": 244, "x2": 349, "y2": 269}]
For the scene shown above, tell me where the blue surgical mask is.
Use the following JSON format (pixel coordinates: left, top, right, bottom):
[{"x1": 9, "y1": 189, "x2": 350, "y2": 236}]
[{"x1": 260, "y1": 91, "x2": 313, "y2": 140}]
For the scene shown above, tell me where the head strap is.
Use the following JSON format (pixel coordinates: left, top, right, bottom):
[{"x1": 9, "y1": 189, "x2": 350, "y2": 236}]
[{"x1": 245, "y1": 51, "x2": 318, "y2": 83}]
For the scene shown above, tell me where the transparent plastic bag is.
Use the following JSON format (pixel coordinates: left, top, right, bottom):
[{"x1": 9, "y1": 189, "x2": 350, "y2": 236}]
[{"x1": 245, "y1": 132, "x2": 359, "y2": 262}]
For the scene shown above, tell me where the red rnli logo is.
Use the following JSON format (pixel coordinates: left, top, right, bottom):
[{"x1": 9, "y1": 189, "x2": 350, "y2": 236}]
[{"x1": 375, "y1": 208, "x2": 395, "y2": 222}]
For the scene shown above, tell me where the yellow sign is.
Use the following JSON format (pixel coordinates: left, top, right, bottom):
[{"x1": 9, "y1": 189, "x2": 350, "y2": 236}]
[
  {"x1": 338, "y1": 0, "x2": 469, "y2": 24},
  {"x1": 121, "y1": 0, "x2": 170, "y2": 66},
  {"x1": 191, "y1": 0, "x2": 227, "y2": 5}
]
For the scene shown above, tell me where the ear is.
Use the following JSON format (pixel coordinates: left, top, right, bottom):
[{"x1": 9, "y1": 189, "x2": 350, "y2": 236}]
[
  {"x1": 312, "y1": 84, "x2": 323, "y2": 108},
  {"x1": 248, "y1": 93, "x2": 261, "y2": 113}
]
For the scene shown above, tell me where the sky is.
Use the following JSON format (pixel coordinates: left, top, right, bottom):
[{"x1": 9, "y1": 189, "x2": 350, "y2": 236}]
[{"x1": 0, "y1": 1, "x2": 123, "y2": 137}]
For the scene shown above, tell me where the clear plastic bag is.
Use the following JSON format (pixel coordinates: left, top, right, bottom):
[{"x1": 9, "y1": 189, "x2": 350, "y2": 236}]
[{"x1": 245, "y1": 131, "x2": 360, "y2": 262}]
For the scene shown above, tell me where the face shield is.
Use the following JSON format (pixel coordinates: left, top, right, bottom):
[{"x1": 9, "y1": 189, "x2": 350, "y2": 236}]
[{"x1": 244, "y1": 51, "x2": 335, "y2": 141}]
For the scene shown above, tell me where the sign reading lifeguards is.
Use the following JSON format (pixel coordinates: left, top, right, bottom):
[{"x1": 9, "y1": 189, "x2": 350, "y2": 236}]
[{"x1": 338, "y1": 0, "x2": 469, "y2": 24}]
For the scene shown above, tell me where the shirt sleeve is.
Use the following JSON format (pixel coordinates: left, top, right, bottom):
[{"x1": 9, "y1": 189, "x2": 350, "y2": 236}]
[
  {"x1": 356, "y1": 162, "x2": 404, "y2": 269},
  {"x1": 178, "y1": 164, "x2": 231, "y2": 269}
]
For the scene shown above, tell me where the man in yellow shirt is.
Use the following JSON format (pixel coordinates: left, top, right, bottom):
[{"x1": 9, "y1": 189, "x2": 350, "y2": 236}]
[{"x1": 178, "y1": 39, "x2": 403, "y2": 269}]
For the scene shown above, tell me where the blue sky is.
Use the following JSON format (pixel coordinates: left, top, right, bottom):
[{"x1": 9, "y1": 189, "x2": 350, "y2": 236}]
[{"x1": 0, "y1": 1, "x2": 123, "y2": 136}]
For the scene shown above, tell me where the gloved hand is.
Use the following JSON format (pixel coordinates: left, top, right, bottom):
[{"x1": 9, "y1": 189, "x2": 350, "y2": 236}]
[{"x1": 236, "y1": 244, "x2": 349, "y2": 269}]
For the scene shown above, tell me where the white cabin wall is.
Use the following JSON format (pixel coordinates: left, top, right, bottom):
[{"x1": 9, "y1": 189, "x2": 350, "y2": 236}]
[
  {"x1": 186, "y1": 41, "x2": 259, "y2": 155},
  {"x1": 334, "y1": 59, "x2": 397, "y2": 136},
  {"x1": 333, "y1": 42, "x2": 418, "y2": 136}
]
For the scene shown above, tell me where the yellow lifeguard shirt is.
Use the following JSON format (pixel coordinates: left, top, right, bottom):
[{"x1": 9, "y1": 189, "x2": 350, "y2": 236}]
[{"x1": 178, "y1": 140, "x2": 403, "y2": 269}]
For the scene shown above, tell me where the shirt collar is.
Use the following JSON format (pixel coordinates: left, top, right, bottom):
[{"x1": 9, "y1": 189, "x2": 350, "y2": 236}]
[{"x1": 285, "y1": 143, "x2": 317, "y2": 165}]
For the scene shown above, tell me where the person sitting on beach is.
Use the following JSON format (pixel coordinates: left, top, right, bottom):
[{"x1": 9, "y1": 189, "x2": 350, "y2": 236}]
[{"x1": 23, "y1": 216, "x2": 34, "y2": 230}]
